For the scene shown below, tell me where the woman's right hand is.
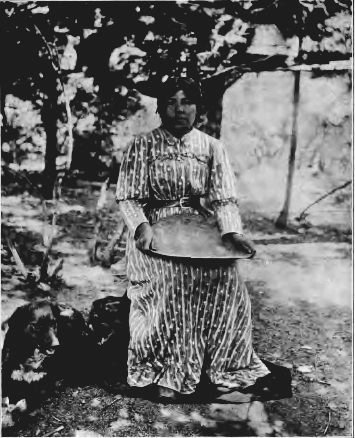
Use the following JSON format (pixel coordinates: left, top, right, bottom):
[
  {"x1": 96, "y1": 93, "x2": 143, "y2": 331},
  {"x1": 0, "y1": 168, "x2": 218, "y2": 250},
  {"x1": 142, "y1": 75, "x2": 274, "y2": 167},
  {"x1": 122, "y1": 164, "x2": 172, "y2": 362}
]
[{"x1": 135, "y1": 222, "x2": 156, "y2": 252}]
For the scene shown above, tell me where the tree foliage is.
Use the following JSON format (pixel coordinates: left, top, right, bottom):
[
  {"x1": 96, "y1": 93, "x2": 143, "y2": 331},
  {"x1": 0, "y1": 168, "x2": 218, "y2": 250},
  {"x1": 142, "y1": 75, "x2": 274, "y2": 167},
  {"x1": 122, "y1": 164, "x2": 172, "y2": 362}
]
[
  {"x1": 3, "y1": 0, "x2": 351, "y2": 99},
  {"x1": 1, "y1": 0, "x2": 352, "y2": 181}
]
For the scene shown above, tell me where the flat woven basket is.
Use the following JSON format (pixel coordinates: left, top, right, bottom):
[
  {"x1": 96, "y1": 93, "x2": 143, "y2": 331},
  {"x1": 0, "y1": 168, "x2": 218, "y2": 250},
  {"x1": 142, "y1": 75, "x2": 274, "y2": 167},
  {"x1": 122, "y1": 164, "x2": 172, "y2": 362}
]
[{"x1": 148, "y1": 214, "x2": 253, "y2": 262}]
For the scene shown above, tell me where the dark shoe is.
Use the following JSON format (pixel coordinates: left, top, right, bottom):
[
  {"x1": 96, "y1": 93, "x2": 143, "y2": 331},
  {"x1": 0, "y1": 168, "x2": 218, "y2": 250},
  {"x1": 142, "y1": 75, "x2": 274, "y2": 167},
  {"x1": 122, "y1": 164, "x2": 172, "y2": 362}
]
[{"x1": 241, "y1": 360, "x2": 292, "y2": 400}]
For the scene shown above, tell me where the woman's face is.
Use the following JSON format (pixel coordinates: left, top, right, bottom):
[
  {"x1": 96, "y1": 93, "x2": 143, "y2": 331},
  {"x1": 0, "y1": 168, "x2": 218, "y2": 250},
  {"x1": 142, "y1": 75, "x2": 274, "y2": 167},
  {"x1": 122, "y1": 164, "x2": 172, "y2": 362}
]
[{"x1": 161, "y1": 89, "x2": 197, "y2": 136}]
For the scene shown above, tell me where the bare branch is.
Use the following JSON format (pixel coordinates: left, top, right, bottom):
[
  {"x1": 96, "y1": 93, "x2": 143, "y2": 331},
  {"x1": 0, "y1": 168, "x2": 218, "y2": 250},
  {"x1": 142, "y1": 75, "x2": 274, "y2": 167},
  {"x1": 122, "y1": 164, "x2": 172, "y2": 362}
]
[
  {"x1": 30, "y1": 24, "x2": 60, "y2": 75},
  {"x1": 49, "y1": 258, "x2": 64, "y2": 280},
  {"x1": 89, "y1": 178, "x2": 110, "y2": 264},
  {"x1": 63, "y1": 91, "x2": 74, "y2": 171},
  {"x1": 323, "y1": 411, "x2": 331, "y2": 435},
  {"x1": 6, "y1": 237, "x2": 28, "y2": 279},
  {"x1": 40, "y1": 202, "x2": 57, "y2": 281},
  {"x1": 297, "y1": 180, "x2": 351, "y2": 221},
  {"x1": 101, "y1": 221, "x2": 127, "y2": 267}
]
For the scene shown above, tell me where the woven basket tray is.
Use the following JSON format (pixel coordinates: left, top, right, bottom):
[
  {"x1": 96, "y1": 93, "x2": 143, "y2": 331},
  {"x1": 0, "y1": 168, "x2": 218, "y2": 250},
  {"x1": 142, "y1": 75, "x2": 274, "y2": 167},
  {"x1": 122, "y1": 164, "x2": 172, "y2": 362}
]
[{"x1": 148, "y1": 214, "x2": 253, "y2": 261}]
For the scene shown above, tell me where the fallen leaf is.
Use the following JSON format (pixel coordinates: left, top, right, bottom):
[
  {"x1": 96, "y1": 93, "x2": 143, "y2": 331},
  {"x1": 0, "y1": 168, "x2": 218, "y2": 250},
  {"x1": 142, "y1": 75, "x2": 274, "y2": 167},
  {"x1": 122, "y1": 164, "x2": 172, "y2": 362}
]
[
  {"x1": 327, "y1": 401, "x2": 337, "y2": 411},
  {"x1": 15, "y1": 399, "x2": 27, "y2": 412},
  {"x1": 90, "y1": 398, "x2": 101, "y2": 408},
  {"x1": 153, "y1": 422, "x2": 167, "y2": 431},
  {"x1": 60, "y1": 308, "x2": 74, "y2": 318},
  {"x1": 47, "y1": 425, "x2": 64, "y2": 436},
  {"x1": 297, "y1": 365, "x2": 313, "y2": 373},
  {"x1": 282, "y1": 362, "x2": 293, "y2": 370},
  {"x1": 110, "y1": 419, "x2": 131, "y2": 430},
  {"x1": 134, "y1": 413, "x2": 144, "y2": 422},
  {"x1": 300, "y1": 345, "x2": 313, "y2": 351},
  {"x1": 38, "y1": 282, "x2": 51, "y2": 292},
  {"x1": 74, "y1": 429, "x2": 103, "y2": 437},
  {"x1": 118, "y1": 408, "x2": 129, "y2": 419}
]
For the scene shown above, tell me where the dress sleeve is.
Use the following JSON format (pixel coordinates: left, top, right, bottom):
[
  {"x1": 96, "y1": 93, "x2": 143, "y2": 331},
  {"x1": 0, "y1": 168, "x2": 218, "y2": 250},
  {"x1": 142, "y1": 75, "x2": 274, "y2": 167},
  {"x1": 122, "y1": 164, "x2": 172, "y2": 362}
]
[
  {"x1": 208, "y1": 140, "x2": 243, "y2": 236},
  {"x1": 116, "y1": 136, "x2": 150, "y2": 235}
]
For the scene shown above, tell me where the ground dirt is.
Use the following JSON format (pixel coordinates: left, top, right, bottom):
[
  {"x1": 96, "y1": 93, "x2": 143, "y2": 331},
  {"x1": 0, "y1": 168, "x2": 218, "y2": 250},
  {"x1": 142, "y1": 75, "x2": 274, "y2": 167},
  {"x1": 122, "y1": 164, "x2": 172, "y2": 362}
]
[{"x1": 1, "y1": 181, "x2": 352, "y2": 437}]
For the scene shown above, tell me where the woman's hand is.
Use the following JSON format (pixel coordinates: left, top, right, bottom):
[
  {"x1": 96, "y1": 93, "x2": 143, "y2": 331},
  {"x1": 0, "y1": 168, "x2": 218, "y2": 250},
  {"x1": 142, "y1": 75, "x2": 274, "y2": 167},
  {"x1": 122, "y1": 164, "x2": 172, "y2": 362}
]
[
  {"x1": 135, "y1": 223, "x2": 156, "y2": 252},
  {"x1": 222, "y1": 233, "x2": 256, "y2": 258}
]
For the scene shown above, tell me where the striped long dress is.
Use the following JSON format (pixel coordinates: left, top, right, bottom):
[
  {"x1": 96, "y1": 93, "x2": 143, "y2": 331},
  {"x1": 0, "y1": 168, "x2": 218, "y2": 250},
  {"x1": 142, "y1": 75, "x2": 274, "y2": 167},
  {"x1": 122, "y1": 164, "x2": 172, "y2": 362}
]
[{"x1": 116, "y1": 126, "x2": 269, "y2": 394}]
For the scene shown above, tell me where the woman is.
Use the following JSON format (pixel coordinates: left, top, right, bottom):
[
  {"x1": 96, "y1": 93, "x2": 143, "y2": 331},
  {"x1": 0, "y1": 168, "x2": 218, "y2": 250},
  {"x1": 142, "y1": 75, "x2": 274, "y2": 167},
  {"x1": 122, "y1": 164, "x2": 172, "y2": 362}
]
[{"x1": 116, "y1": 77, "x2": 270, "y2": 399}]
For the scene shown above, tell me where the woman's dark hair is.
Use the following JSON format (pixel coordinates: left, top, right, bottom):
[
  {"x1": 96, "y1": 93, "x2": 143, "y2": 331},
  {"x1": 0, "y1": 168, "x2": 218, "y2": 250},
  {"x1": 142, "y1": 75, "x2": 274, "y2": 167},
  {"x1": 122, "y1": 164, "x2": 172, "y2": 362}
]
[{"x1": 157, "y1": 77, "x2": 203, "y2": 117}]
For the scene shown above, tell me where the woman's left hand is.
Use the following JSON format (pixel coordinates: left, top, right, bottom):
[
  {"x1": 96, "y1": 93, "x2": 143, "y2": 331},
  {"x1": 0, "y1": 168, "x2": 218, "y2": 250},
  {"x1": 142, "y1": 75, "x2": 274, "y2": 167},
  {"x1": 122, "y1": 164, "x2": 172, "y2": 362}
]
[{"x1": 222, "y1": 233, "x2": 256, "y2": 258}]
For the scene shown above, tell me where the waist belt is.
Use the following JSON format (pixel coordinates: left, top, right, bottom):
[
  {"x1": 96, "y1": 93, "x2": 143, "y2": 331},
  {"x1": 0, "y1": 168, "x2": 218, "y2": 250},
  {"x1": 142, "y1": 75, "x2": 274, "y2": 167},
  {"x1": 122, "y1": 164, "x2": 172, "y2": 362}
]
[
  {"x1": 150, "y1": 196, "x2": 199, "y2": 209},
  {"x1": 149, "y1": 196, "x2": 212, "y2": 217}
]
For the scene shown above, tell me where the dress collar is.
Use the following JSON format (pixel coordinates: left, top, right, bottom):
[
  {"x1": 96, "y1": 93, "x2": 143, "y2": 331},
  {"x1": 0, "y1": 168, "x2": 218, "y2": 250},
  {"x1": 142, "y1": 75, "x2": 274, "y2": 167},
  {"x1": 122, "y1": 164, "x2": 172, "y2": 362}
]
[{"x1": 159, "y1": 125, "x2": 196, "y2": 143}]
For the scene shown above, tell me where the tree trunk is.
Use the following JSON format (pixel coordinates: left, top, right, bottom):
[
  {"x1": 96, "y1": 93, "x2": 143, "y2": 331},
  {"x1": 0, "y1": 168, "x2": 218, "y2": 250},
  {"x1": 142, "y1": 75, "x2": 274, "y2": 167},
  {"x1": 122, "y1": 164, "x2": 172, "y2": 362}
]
[
  {"x1": 41, "y1": 94, "x2": 58, "y2": 199},
  {"x1": 199, "y1": 87, "x2": 224, "y2": 139},
  {"x1": 1, "y1": 85, "x2": 6, "y2": 130},
  {"x1": 199, "y1": 68, "x2": 243, "y2": 139},
  {"x1": 1, "y1": 86, "x2": 9, "y2": 151},
  {"x1": 275, "y1": 69, "x2": 301, "y2": 229}
]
